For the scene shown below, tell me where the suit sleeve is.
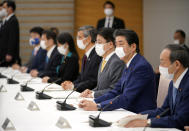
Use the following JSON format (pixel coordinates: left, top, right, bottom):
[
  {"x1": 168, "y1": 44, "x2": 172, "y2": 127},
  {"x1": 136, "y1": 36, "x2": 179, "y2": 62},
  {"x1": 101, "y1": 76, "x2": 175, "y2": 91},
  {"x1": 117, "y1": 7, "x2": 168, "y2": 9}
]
[
  {"x1": 94, "y1": 70, "x2": 124, "y2": 103},
  {"x1": 97, "y1": 64, "x2": 154, "y2": 111},
  {"x1": 74, "y1": 56, "x2": 101, "y2": 93},
  {"x1": 147, "y1": 86, "x2": 189, "y2": 129},
  {"x1": 141, "y1": 87, "x2": 171, "y2": 118},
  {"x1": 94, "y1": 61, "x2": 125, "y2": 98}
]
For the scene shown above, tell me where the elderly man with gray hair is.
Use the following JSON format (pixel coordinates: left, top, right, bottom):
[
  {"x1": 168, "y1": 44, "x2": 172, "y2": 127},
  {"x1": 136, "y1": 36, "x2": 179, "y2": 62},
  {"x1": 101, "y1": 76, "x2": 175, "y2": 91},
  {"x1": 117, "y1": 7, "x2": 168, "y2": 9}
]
[{"x1": 61, "y1": 25, "x2": 102, "y2": 92}]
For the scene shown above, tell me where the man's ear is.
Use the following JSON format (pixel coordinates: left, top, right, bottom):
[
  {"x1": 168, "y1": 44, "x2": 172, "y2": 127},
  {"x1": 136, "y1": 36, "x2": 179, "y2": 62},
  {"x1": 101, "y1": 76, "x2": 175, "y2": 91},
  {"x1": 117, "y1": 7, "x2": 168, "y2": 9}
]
[
  {"x1": 175, "y1": 60, "x2": 181, "y2": 69},
  {"x1": 131, "y1": 43, "x2": 137, "y2": 52}
]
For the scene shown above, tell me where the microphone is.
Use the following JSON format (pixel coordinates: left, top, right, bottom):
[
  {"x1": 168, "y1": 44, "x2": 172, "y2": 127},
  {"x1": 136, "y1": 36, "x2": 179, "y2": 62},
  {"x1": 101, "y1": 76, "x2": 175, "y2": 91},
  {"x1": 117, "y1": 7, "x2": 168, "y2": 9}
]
[
  {"x1": 20, "y1": 77, "x2": 36, "y2": 92},
  {"x1": 7, "y1": 73, "x2": 19, "y2": 84},
  {"x1": 156, "y1": 108, "x2": 170, "y2": 119},
  {"x1": 89, "y1": 95, "x2": 120, "y2": 127},
  {"x1": 36, "y1": 78, "x2": 61, "y2": 100},
  {"x1": 56, "y1": 88, "x2": 77, "y2": 111}
]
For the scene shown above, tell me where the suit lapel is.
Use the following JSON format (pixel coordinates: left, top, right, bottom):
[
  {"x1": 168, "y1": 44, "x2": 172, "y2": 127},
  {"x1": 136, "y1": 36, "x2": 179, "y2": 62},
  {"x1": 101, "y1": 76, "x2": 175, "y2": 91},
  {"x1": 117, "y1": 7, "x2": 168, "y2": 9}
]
[{"x1": 172, "y1": 70, "x2": 189, "y2": 112}]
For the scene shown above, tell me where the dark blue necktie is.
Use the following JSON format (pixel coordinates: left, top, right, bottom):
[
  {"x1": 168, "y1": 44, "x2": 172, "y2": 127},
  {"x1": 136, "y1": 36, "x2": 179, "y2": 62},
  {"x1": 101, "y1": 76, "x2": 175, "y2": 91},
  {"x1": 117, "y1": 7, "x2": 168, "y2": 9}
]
[
  {"x1": 45, "y1": 56, "x2": 49, "y2": 64},
  {"x1": 172, "y1": 86, "x2": 178, "y2": 106}
]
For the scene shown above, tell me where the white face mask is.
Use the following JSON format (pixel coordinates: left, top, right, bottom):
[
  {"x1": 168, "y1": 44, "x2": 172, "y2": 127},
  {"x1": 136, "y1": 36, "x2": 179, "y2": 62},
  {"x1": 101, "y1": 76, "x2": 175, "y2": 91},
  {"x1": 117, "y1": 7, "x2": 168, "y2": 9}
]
[
  {"x1": 95, "y1": 43, "x2": 105, "y2": 56},
  {"x1": 115, "y1": 47, "x2": 126, "y2": 58},
  {"x1": 57, "y1": 45, "x2": 67, "y2": 55},
  {"x1": 77, "y1": 38, "x2": 88, "y2": 50},
  {"x1": 104, "y1": 8, "x2": 113, "y2": 16},
  {"x1": 0, "y1": 8, "x2": 8, "y2": 18},
  {"x1": 159, "y1": 66, "x2": 174, "y2": 80},
  {"x1": 174, "y1": 40, "x2": 179, "y2": 44},
  {"x1": 40, "y1": 40, "x2": 47, "y2": 50}
]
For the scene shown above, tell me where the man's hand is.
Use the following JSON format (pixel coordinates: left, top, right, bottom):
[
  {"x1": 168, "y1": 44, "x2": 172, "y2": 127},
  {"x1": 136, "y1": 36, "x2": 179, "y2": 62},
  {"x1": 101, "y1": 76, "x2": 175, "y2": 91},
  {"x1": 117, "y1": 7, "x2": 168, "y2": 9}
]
[
  {"x1": 12, "y1": 64, "x2": 20, "y2": 70},
  {"x1": 5, "y1": 54, "x2": 12, "y2": 62},
  {"x1": 20, "y1": 66, "x2": 27, "y2": 73},
  {"x1": 125, "y1": 119, "x2": 148, "y2": 128},
  {"x1": 30, "y1": 69, "x2": 39, "y2": 77},
  {"x1": 78, "y1": 99, "x2": 98, "y2": 111},
  {"x1": 42, "y1": 76, "x2": 50, "y2": 83},
  {"x1": 61, "y1": 81, "x2": 73, "y2": 90},
  {"x1": 80, "y1": 89, "x2": 92, "y2": 97}
]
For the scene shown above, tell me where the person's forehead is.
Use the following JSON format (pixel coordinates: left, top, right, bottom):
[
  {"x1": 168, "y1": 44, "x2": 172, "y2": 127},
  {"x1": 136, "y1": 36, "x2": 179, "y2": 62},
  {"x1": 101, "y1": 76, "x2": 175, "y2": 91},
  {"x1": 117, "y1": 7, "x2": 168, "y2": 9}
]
[
  {"x1": 97, "y1": 34, "x2": 106, "y2": 41},
  {"x1": 105, "y1": 4, "x2": 113, "y2": 8},
  {"x1": 160, "y1": 49, "x2": 170, "y2": 59},
  {"x1": 77, "y1": 31, "x2": 84, "y2": 36},
  {"x1": 115, "y1": 36, "x2": 126, "y2": 41}
]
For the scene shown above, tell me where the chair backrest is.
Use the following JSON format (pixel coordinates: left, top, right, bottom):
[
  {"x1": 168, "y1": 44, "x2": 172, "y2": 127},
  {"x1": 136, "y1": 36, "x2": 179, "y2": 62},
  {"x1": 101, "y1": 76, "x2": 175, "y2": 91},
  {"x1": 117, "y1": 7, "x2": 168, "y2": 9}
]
[{"x1": 157, "y1": 75, "x2": 171, "y2": 107}]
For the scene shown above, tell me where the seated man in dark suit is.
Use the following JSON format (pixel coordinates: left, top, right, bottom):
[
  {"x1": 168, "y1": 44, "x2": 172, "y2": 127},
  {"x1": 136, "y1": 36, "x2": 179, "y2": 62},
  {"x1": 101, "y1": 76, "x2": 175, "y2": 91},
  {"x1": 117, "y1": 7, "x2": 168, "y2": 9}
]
[
  {"x1": 61, "y1": 26, "x2": 102, "y2": 93},
  {"x1": 80, "y1": 28, "x2": 125, "y2": 98},
  {"x1": 30, "y1": 30, "x2": 62, "y2": 78},
  {"x1": 97, "y1": 1, "x2": 125, "y2": 30},
  {"x1": 12, "y1": 27, "x2": 46, "y2": 73},
  {"x1": 174, "y1": 29, "x2": 189, "y2": 53},
  {"x1": 125, "y1": 44, "x2": 189, "y2": 130},
  {"x1": 78, "y1": 29, "x2": 157, "y2": 113}
]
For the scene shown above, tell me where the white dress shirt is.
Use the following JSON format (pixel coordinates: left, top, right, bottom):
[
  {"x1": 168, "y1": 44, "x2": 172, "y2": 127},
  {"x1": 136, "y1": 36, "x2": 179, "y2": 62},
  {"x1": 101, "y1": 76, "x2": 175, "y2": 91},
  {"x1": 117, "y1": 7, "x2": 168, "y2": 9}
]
[
  {"x1": 47, "y1": 45, "x2": 56, "y2": 58},
  {"x1": 104, "y1": 16, "x2": 114, "y2": 28},
  {"x1": 173, "y1": 68, "x2": 188, "y2": 89},
  {"x1": 85, "y1": 45, "x2": 95, "y2": 58}
]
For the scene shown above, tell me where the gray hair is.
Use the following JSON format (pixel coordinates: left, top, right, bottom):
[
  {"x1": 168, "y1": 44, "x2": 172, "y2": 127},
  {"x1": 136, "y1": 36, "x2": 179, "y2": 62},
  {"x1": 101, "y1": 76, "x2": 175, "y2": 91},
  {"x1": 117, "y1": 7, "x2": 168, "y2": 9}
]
[{"x1": 78, "y1": 25, "x2": 95, "y2": 38}]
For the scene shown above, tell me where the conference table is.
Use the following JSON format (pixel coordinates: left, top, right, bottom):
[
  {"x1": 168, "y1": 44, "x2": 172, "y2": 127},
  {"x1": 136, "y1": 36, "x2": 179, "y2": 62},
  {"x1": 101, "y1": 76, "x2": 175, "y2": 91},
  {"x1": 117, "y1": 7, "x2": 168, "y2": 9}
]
[{"x1": 0, "y1": 67, "x2": 180, "y2": 131}]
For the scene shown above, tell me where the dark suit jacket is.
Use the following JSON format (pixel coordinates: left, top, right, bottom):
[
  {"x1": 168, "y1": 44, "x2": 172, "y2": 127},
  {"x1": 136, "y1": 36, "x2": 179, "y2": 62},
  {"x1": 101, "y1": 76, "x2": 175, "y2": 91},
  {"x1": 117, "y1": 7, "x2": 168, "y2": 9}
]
[
  {"x1": 74, "y1": 48, "x2": 102, "y2": 93},
  {"x1": 97, "y1": 16, "x2": 125, "y2": 29},
  {"x1": 141, "y1": 69, "x2": 189, "y2": 130},
  {"x1": 27, "y1": 47, "x2": 47, "y2": 73},
  {"x1": 93, "y1": 54, "x2": 125, "y2": 98},
  {"x1": 38, "y1": 46, "x2": 62, "y2": 78},
  {"x1": 48, "y1": 52, "x2": 79, "y2": 84},
  {"x1": 0, "y1": 15, "x2": 20, "y2": 66},
  {"x1": 94, "y1": 54, "x2": 157, "y2": 113}
]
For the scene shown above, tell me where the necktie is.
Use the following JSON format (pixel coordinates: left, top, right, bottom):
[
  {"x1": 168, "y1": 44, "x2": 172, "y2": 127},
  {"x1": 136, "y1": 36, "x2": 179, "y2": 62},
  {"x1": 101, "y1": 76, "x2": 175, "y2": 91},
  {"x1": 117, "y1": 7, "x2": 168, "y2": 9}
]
[
  {"x1": 107, "y1": 18, "x2": 111, "y2": 28},
  {"x1": 45, "y1": 56, "x2": 49, "y2": 64},
  {"x1": 82, "y1": 55, "x2": 87, "y2": 72},
  {"x1": 101, "y1": 60, "x2": 106, "y2": 72},
  {"x1": 172, "y1": 86, "x2": 178, "y2": 107}
]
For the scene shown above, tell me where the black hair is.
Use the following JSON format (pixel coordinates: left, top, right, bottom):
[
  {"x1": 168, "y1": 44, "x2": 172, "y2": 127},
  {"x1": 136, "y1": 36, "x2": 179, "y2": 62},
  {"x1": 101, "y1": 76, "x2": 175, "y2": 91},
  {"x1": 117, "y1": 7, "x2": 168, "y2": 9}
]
[
  {"x1": 103, "y1": 1, "x2": 115, "y2": 9},
  {"x1": 114, "y1": 29, "x2": 140, "y2": 53},
  {"x1": 30, "y1": 27, "x2": 44, "y2": 37},
  {"x1": 97, "y1": 28, "x2": 115, "y2": 46},
  {"x1": 57, "y1": 32, "x2": 78, "y2": 57},
  {"x1": 175, "y1": 29, "x2": 186, "y2": 39},
  {"x1": 3, "y1": 0, "x2": 16, "y2": 11},
  {"x1": 165, "y1": 44, "x2": 189, "y2": 68},
  {"x1": 50, "y1": 27, "x2": 59, "y2": 36},
  {"x1": 42, "y1": 30, "x2": 57, "y2": 44}
]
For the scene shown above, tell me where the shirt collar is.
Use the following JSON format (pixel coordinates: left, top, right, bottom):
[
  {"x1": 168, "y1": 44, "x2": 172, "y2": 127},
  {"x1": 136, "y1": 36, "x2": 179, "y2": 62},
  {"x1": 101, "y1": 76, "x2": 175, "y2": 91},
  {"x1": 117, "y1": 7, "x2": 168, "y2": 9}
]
[
  {"x1": 104, "y1": 51, "x2": 115, "y2": 62},
  {"x1": 34, "y1": 45, "x2": 40, "y2": 52},
  {"x1": 5, "y1": 13, "x2": 14, "y2": 21},
  {"x1": 173, "y1": 68, "x2": 188, "y2": 89},
  {"x1": 106, "y1": 16, "x2": 114, "y2": 20},
  {"x1": 126, "y1": 53, "x2": 137, "y2": 68},
  {"x1": 47, "y1": 45, "x2": 56, "y2": 58},
  {"x1": 85, "y1": 45, "x2": 95, "y2": 58}
]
